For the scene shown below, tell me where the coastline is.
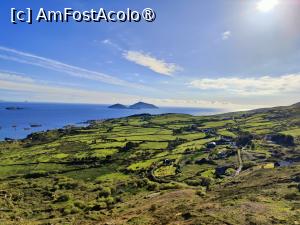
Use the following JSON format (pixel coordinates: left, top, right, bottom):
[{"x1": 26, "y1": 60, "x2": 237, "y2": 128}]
[{"x1": 0, "y1": 102, "x2": 224, "y2": 141}]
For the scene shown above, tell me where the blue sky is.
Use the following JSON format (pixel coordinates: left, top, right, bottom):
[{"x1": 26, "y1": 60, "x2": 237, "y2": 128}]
[{"x1": 0, "y1": 0, "x2": 300, "y2": 110}]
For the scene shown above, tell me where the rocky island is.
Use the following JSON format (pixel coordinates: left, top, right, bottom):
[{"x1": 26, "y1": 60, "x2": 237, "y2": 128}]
[
  {"x1": 108, "y1": 103, "x2": 128, "y2": 109},
  {"x1": 5, "y1": 106, "x2": 24, "y2": 110},
  {"x1": 128, "y1": 102, "x2": 159, "y2": 109},
  {"x1": 108, "y1": 101, "x2": 159, "y2": 109}
]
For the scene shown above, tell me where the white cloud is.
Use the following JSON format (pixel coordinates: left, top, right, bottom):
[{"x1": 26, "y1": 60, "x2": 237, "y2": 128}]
[
  {"x1": 123, "y1": 51, "x2": 180, "y2": 76},
  {"x1": 0, "y1": 71, "x2": 35, "y2": 83},
  {"x1": 0, "y1": 72, "x2": 140, "y2": 104},
  {"x1": 99, "y1": 40, "x2": 181, "y2": 76},
  {"x1": 222, "y1": 31, "x2": 231, "y2": 40},
  {"x1": 146, "y1": 98, "x2": 265, "y2": 111},
  {"x1": 102, "y1": 39, "x2": 111, "y2": 45},
  {"x1": 101, "y1": 39, "x2": 123, "y2": 51},
  {"x1": 190, "y1": 74, "x2": 300, "y2": 95},
  {"x1": 0, "y1": 46, "x2": 142, "y2": 88},
  {"x1": 0, "y1": 71, "x2": 264, "y2": 111}
]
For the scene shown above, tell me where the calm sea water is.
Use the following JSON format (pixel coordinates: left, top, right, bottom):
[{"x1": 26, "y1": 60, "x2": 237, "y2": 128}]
[{"x1": 0, "y1": 102, "x2": 223, "y2": 140}]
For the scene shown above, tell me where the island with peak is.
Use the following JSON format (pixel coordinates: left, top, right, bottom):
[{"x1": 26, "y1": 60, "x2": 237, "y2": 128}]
[
  {"x1": 108, "y1": 103, "x2": 128, "y2": 109},
  {"x1": 108, "y1": 101, "x2": 159, "y2": 109}
]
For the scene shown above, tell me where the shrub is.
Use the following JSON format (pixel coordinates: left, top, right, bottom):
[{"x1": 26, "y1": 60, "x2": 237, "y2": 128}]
[
  {"x1": 24, "y1": 171, "x2": 48, "y2": 179},
  {"x1": 58, "y1": 141, "x2": 91, "y2": 153},
  {"x1": 121, "y1": 141, "x2": 139, "y2": 151},
  {"x1": 91, "y1": 184, "x2": 104, "y2": 191},
  {"x1": 292, "y1": 175, "x2": 300, "y2": 183},
  {"x1": 55, "y1": 193, "x2": 71, "y2": 202},
  {"x1": 167, "y1": 138, "x2": 186, "y2": 150},
  {"x1": 200, "y1": 177, "x2": 213, "y2": 189},
  {"x1": 136, "y1": 178, "x2": 149, "y2": 188},
  {"x1": 195, "y1": 188, "x2": 206, "y2": 197},
  {"x1": 149, "y1": 204, "x2": 157, "y2": 212},
  {"x1": 74, "y1": 200, "x2": 87, "y2": 209},
  {"x1": 185, "y1": 179, "x2": 202, "y2": 186},
  {"x1": 225, "y1": 168, "x2": 236, "y2": 176},
  {"x1": 284, "y1": 193, "x2": 300, "y2": 200},
  {"x1": 58, "y1": 181, "x2": 79, "y2": 190},
  {"x1": 270, "y1": 134, "x2": 295, "y2": 146},
  {"x1": 42, "y1": 190, "x2": 54, "y2": 199},
  {"x1": 147, "y1": 181, "x2": 159, "y2": 191},
  {"x1": 159, "y1": 182, "x2": 183, "y2": 190},
  {"x1": 90, "y1": 202, "x2": 107, "y2": 211},
  {"x1": 243, "y1": 161, "x2": 257, "y2": 170},
  {"x1": 61, "y1": 205, "x2": 79, "y2": 215},
  {"x1": 61, "y1": 207, "x2": 72, "y2": 215},
  {"x1": 104, "y1": 196, "x2": 115, "y2": 205},
  {"x1": 115, "y1": 196, "x2": 124, "y2": 203},
  {"x1": 236, "y1": 134, "x2": 253, "y2": 147},
  {"x1": 26, "y1": 130, "x2": 61, "y2": 144},
  {"x1": 98, "y1": 187, "x2": 111, "y2": 198},
  {"x1": 185, "y1": 160, "x2": 193, "y2": 165},
  {"x1": 182, "y1": 212, "x2": 193, "y2": 220}
]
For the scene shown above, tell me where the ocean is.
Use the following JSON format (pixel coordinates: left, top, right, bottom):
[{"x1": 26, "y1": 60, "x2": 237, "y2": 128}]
[{"x1": 0, "y1": 102, "x2": 223, "y2": 140}]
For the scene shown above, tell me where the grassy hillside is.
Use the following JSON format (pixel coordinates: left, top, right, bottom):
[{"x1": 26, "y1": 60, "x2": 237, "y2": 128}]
[{"x1": 0, "y1": 104, "x2": 300, "y2": 224}]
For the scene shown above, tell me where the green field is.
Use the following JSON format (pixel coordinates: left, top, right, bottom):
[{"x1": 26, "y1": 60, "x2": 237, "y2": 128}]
[{"x1": 0, "y1": 103, "x2": 300, "y2": 224}]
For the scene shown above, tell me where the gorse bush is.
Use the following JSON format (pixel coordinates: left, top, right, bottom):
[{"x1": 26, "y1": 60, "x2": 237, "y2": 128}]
[
  {"x1": 185, "y1": 179, "x2": 202, "y2": 186},
  {"x1": 159, "y1": 182, "x2": 184, "y2": 190},
  {"x1": 98, "y1": 187, "x2": 111, "y2": 198},
  {"x1": 58, "y1": 141, "x2": 91, "y2": 153},
  {"x1": 225, "y1": 168, "x2": 236, "y2": 176},
  {"x1": 195, "y1": 188, "x2": 206, "y2": 197},
  {"x1": 55, "y1": 193, "x2": 71, "y2": 202},
  {"x1": 58, "y1": 181, "x2": 79, "y2": 190},
  {"x1": 167, "y1": 138, "x2": 186, "y2": 150},
  {"x1": 121, "y1": 141, "x2": 140, "y2": 151},
  {"x1": 74, "y1": 200, "x2": 87, "y2": 209},
  {"x1": 236, "y1": 133, "x2": 253, "y2": 147},
  {"x1": 270, "y1": 134, "x2": 295, "y2": 146},
  {"x1": 24, "y1": 171, "x2": 49, "y2": 179},
  {"x1": 90, "y1": 202, "x2": 107, "y2": 211},
  {"x1": 147, "y1": 181, "x2": 159, "y2": 191}
]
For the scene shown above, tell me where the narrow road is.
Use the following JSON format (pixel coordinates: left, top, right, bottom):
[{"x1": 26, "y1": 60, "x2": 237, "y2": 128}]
[{"x1": 235, "y1": 147, "x2": 244, "y2": 176}]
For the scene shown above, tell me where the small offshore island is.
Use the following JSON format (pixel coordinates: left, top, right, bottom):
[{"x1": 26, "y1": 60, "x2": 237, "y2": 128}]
[
  {"x1": 5, "y1": 106, "x2": 24, "y2": 110},
  {"x1": 109, "y1": 101, "x2": 159, "y2": 109}
]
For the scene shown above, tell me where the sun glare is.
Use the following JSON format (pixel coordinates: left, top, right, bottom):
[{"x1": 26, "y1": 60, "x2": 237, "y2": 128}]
[{"x1": 257, "y1": 0, "x2": 279, "y2": 12}]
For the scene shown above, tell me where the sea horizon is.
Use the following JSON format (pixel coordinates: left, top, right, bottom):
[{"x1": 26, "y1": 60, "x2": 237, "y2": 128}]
[{"x1": 0, "y1": 101, "x2": 225, "y2": 140}]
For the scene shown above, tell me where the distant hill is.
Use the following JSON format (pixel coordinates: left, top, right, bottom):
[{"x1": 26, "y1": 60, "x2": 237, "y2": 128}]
[
  {"x1": 291, "y1": 102, "x2": 300, "y2": 108},
  {"x1": 108, "y1": 102, "x2": 159, "y2": 109},
  {"x1": 129, "y1": 102, "x2": 158, "y2": 109},
  {"x1": 108, "y1": 103, "x2": 128, "y2": 109}
]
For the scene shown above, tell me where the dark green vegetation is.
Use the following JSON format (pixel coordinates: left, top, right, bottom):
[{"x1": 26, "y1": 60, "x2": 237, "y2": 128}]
[{"x1": 0, "y1": 103, "x2": 300, "y2": 224}]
